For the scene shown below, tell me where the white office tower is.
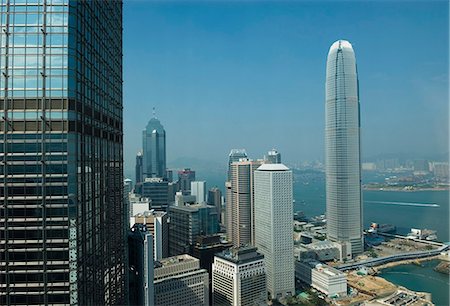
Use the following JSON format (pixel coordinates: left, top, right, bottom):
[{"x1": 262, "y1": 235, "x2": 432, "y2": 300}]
[
  {"x1": 325, "y1": 40, "x2": 364, "y2": 256},
  {"x1": 154, "y1": 254, "x2": 209, "y2": 305},
  {"x1": 212, "y1": 246, "x2": 266, "y2": 306},
  {"x1": 254, "y1": 164, "x2": 295, "y2": 299},
  {"x1": 191, "y1": 181, "x2": 207, "y2": 203}
]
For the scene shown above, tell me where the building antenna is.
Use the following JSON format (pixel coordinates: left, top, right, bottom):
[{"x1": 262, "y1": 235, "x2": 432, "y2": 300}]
[{"x1": 153, "y1": 106, "x2": 156, "y2": 119}]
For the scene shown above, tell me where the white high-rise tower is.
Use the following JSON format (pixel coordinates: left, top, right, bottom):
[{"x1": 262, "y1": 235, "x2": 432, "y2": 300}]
[
  {"x1": 325, "y1": 40, "x2": 363, "y2": 256},
  {"x1": 254, "y1": 163, "x2": 295, "y2": 299}
]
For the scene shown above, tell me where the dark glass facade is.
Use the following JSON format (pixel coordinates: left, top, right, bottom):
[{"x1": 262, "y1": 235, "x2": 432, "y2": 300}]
[{"x1": 0, "y1": 0, "x2": 125, "y2": 305}]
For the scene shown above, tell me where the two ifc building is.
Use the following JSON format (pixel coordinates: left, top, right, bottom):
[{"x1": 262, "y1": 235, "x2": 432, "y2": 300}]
[
  {"x1": 0, "y1": 1, "x2": 126, "y2": 305},
  {"x1": 325, "y1": 40, "x2": 364, "y2": 256}
]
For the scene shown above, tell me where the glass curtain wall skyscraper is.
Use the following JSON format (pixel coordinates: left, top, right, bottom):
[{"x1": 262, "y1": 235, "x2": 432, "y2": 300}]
[
  {"x1": 142, "y1": 113, "x2": 166, "y2": 179},
  {"x1": 0, "y1": 0, "x2": 125, "y2": 305},
  {"x1": 325, "y1": 40, "x2": 363, "y2": 256}
]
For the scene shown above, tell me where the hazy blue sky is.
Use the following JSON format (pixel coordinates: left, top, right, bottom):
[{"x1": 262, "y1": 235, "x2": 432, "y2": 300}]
[{"x1": 123, "y1": 0, "x2": 448, "y2": 176}]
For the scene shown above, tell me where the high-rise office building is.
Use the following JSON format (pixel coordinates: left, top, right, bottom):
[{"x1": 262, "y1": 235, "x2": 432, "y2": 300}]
[
  {"x1": 227, "y1": 149, "x2": 247, "y2": 180},
  {"x1": 0, "y1": 1, "x2": 125, "y2": 304},
  {"x1": 191, "y1": 235, "x2": 233, "y2": 278},
  {"x1": 154, "y1": 254, "x2": 209, "y2": 306},
  {"x1": 254, "y1": 164, "x2": 295, "y2": 299},
  {"x1": 225, "y1": 149, "x2": 247, "y2": 243},
  {"x1": 212, "y1": 246, "x2": 266, "y2": 306},
  {"x1": 168, "y1": 203, "x2": 219, "y2": 256},
  {"x1": 129, "y1": 193, "x2": 151, "y2": 218},
  {"x1": 207, "y1": 187, "x2": 222, "y2": 223},
  {"x1": 128, "y1": 225, "x2": 154, "y2": 306},
  {"x1": 227, "y1": 159, "x2": 262, "y2": 246},
  {"x1": 142, "y1": 111, "x2": 166, "y2": 179},
  {"x1": 178, "y1": 168, "x2": 196, "y2": 194},
  {"x1": 130, "y1": 210, "x2": 169, "y2": 260},
  {"x1": 325, "y1": 40, "x2": 363, "y2": 256},
  {"x1": 124, "y1": 178, "x2": 133, "y2": 230},
  {"x1": 135, "y1": 151, "x2": 144, "y2": 186},
  {"x1": 139, "y1": 177, "x2": 169, "y2": 211},
  {"x1": 191, "y1": 180, "x2": 206, "y2": 203},
  {"x1": 267, "y1": 149, "x2": 281, "y2": 164}
]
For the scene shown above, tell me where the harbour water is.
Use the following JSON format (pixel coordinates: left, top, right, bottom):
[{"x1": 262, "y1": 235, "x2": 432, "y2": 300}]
[
  {"x1": 201, "y1": 169, "x2": 450, "y2": 304},
  {"x1": 294, "y1": 180, "x2": 449, "y2": 242},
  {"x1": 378, "y1": 260, "x2": 449, "y2": 306},
  {"x1": 202, "y1": 170, "x2": 449, "y2": 241}
]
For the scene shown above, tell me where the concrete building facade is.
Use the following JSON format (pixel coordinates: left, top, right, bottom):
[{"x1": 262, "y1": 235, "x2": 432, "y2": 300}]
[
  {"x1": 212, "y1": 246, "x2": 266, "y2": 306},
  {"x1": 254, "y1": 163, "x2": 295, "y2": 299},
  {"x1": 295, "y1": 260, "x2": 347, "y2": 297},
  {"x1": 154, "y1": 254, "x2": 209, "y2": 306},
  {"x1": 130, "y1": 210, "x2": 169, "y2": 260},
  {"x1": 191, "y1": 181, "x2": 207, "y2": 203},
  {"x1": 228, "y1": 159, "x2": 263, "y2": 246}
]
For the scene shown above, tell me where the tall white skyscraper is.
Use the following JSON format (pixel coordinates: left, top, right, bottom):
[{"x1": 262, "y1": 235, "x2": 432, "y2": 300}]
[
  {"x1": 191, "y1": 181, "x2": 207, "y2": 203},
  {"x1": 325, "y1": 40, "x2": 363, "y2": 256},
  {"x1": 254, "y1": 164, "x2": 295, "y2": 299}
]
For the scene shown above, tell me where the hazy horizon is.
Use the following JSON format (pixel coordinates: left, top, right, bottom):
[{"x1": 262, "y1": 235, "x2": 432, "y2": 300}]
[{"x1": 123, "y1": 1, "x2": 449, "y2": 178}]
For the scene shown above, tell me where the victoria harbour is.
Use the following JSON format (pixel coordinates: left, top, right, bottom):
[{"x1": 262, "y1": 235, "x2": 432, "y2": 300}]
[
  {"x1": 379, "y1": 260, "x2": 449, "y2": 306},
  {"x1": 295, "y1": 179, "x2": 449, "y2": 242}
]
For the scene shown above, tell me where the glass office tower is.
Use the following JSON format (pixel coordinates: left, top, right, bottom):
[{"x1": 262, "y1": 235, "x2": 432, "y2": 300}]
[
  {"x1": 325, "y1": 40, "x2": 363, "y2": 256},
  {"x1": 0, "y1": 0, "x2": 125, "y2": 305},
  {"x1": 142, "y1": 115, "x2": 166, "y2": 179}
]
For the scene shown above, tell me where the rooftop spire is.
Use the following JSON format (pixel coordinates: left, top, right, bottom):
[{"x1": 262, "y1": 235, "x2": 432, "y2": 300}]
[{"x1": 152, "y1": 106, "x2": 156, "y2": 119}]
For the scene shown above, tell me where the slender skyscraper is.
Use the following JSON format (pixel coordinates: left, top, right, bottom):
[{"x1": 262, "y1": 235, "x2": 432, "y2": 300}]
[
  {"x1": 0, "y1": 1, "x2": 125, "y2": 304},
  {"x1": 228, "y1": 159, "x2": 262, "y2": 247},
  {"x1": 325, "y1": 40, "x2": 363, "y2": 256},
  {"x1": 136, "y1": 151, "x2": 144, "y2": 186},
  {"x1": 207, "y1": 187, "x2": 222, "y2": 223},
  {"x1": 143, "y1": 110, "x2": 166, "y2": 179}
]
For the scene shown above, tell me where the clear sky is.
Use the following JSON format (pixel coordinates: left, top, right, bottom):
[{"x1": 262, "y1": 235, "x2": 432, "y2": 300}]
[{"x1": 123, "y1": 0, "x2": 448, "y2": 176}]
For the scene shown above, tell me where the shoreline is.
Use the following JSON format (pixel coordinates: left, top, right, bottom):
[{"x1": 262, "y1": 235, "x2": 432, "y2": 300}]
[
  {"x1": 373, "y1": 255, "x2": 440, "y2": 272},
  {"x1": 363, "y1": 187, "x2": 449, "y2": 192}
]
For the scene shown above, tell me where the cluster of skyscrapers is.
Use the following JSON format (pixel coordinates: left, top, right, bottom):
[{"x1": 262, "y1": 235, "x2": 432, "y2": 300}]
[{"x1": 0, "y1": 0, "x2": 365, "y2": 302}]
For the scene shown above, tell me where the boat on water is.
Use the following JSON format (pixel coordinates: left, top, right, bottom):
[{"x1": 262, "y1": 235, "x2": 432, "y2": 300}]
[{"x1": 368, "y1": 222, "x2": 396, "y2": 234}]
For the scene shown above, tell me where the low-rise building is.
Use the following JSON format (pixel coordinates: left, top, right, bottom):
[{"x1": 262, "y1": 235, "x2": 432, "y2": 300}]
[
  {"x1": 303, "y1": 241, "x2": 340, "y2": 261},
  {"x1": 295, "y1": 259, "x2": 347, "y2": 297}
]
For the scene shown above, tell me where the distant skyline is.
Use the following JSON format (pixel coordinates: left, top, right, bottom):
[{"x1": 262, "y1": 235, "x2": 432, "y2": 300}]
[{"x1": 123, "y1": 1, "x2": 448, "y2": 177}]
